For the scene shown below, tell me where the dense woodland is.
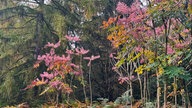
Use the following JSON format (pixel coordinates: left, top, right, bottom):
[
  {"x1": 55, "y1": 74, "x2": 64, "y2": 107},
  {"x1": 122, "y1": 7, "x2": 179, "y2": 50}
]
[{"x1": 0, "y1": 0, "x2": 192, "y2": 108}]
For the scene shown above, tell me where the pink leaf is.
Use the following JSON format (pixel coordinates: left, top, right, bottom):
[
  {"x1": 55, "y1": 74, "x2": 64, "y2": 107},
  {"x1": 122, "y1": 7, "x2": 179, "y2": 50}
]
[
  {"x1": 70, "y1": 63, "x2": 79, "y2": 69},
  {"x1": 54, "y1": 41, "x2": 60, "y2": 48},
  {"x1": 116, "y1": 2, "x2": 129, "y2": 14},
  {"x1": 167, "y1": 45, "x2": 175, "y2": 54},
  {"x1": 73, "y1": 71, "x2": 82, "y2": 76},
  {"x1": 183, "y1": 29, "x2": 190, "y2": 33},
  {"x1": 84, "y1": 55, "x2": 100, "y2": 66},
  {"x1": 83, "y1": 57, "x2": 91, "y2": 60},
  {"x1": 44, "y1": 41, "x2": 60, "y2": 48},
  {"x1": 49, "y1": 80, "x2": 62, "y2": 89},
  {"x1": 37, "y1": 55, "x2": 46, "y2": 61},
  {"x1": 118, "y1": 76, "x2": 135, "y2": 84},
  {"x1": 75, "y1": 47, "x2": 89, "y2": 55},
  {"x1": 140, "y1": 58, "x2": 145, "y2": 64},
  {"x1": 135, "y1": 46, "x2": 142, "y2": 52},
  {"x1": 65, "y1": 35, "x2": 81, "y2": 42},
  {"x1": 91, "y1": 55, "x2": 100, "y2": 60},
  {"x1": 66, "y1": 49, "x2": 74, "y2": 55},
  {"x1": 40, "y1": 72, "x2": 54, "y2": 80},
  {"x1": 50, "y1": 48, "x2": 55, "y2": 56},
  {"x1": 109, "y1": 53, "x2": 116, "y2": 58}
]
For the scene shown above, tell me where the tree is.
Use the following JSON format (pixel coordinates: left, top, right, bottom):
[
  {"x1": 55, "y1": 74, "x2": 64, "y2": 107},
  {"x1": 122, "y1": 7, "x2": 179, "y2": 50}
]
[
  {"x1": 0, "y1": 0, "x2": 79, "y2": 106},
  {"x1": 102, "y1": 0, "x2": 192, "y2": 107}
]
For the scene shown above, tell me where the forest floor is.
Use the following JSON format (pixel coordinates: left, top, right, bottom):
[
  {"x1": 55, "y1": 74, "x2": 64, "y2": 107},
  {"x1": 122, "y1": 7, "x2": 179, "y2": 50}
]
[{"x1": 4, "y1": 102, "x2": 192, "y2": 108}]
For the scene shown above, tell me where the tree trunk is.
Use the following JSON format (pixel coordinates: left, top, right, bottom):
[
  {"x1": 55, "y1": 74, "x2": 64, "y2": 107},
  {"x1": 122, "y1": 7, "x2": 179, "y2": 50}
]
[
  {"x1": 80, "y1": 56, "x2": 87, "y2": 103},
  {"x1": 34, "y1": 0, "x2": 44, "y2": 58},
  {"x1": 130, "y1": 81, "x2": 133, "y2": 108},
  {"x1": 144, "y1": 71, "x2": 147, "y2": 106},
  {"x1": 138, "y1": 73, "x2": 143, "y2": 103},
  {"x1": 183, "y1": 80, "x2": 190, "y2": 108},
  {"x1": 129, "y1": 62, "x2": 133, "y2": 108},
  {"x1": 157, "y1": 73, "x2": 160, "y2": 108},
  {"x1": 89, "y1": 64, "x2": 93, "y2": 106},
  {"x1": 163, "y1": 17, "x2": 169, "y2": 108},
  {"x1": 174, "y1": 77, "x2": 177, "y2": 108},
  {"x1": 163, "y1": 80, "x2": 167, "y2": 108},
  {"x1": 147, "y1": 72, "x2": 150, "y2": 101}
]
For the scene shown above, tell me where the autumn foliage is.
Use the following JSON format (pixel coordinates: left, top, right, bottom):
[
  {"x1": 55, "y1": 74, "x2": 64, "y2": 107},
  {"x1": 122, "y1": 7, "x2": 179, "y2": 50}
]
[
  {"x1": 102, "y1": 0, "x2": 192, "y2": 107},
  {"x1": 25, "y1": 36, "x2": 91, "y2": 95},
  {"x1": 21, "y1": 0, "x2": 192, "y2": 107}
]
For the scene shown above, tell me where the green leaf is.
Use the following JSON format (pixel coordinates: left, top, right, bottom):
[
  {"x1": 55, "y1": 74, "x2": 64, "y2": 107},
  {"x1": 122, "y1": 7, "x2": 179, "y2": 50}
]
[
  {"x1": 146, "y1": 61, "x2": 159, "y2": 69},
  {"x1": 164, "y1": 66, "x2": 185, "y2": 78},
  {"x1": 183, "y1": 53, "x2": 191, "y2": 61}
]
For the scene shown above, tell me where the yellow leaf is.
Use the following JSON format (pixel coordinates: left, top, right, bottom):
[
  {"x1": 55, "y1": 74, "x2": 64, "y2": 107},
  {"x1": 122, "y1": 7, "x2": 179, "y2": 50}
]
[
  {"x1": 178, "y1": 60, "x2": 182, "y2": 65},
  {"x1": 180, "y1": 32, "x2": 187, "y2": 37},
  {"x1": 158, "y1": 66, "x2": 164, "y2": 75},
  {"x1": 132, "y1": 53, "x2": 141, "y2": 61},
  {"x1": 188, "y1": 4, "x2": 192, "y2": 14},
  {"x1": 39, "y1": 87, "x2": 50, "y2": 96}
]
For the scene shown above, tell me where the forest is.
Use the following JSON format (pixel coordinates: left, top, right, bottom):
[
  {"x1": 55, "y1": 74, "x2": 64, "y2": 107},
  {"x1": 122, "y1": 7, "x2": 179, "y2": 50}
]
[{"x1": 0, "y1": 0, "x2": 192, "y2": 108}]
